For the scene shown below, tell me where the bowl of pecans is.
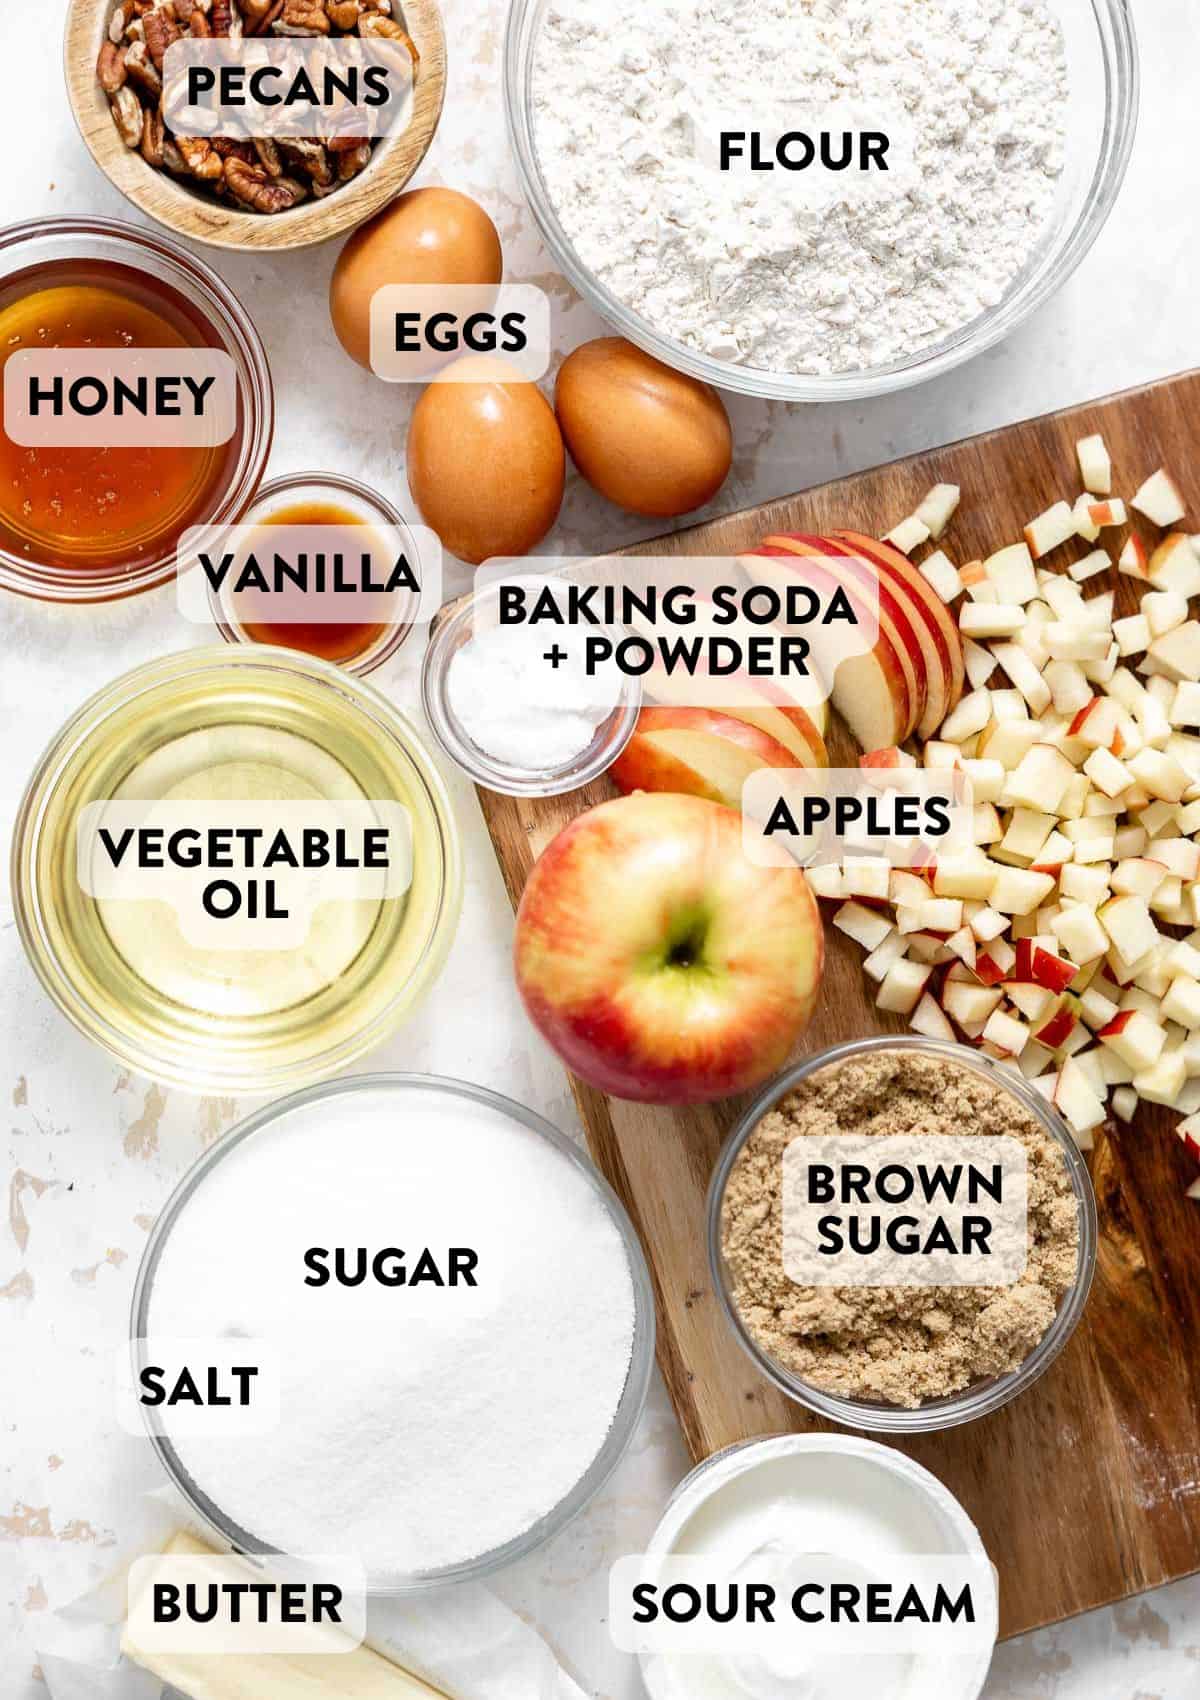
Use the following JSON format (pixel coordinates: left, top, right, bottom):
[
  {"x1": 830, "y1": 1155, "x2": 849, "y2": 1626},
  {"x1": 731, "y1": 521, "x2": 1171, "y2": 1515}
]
[{"x1": 64, "y1": 0, "x2": 446, "y2": 251}]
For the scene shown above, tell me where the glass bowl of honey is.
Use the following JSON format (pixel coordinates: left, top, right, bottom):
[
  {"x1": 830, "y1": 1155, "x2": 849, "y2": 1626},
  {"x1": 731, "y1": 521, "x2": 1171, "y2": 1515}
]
[
  {"x1": 203, "y1": 472, "x2": 421, "y2": 678},
  {"x1": 0, "y1": 216, "x2": 273, "y2": 602}
]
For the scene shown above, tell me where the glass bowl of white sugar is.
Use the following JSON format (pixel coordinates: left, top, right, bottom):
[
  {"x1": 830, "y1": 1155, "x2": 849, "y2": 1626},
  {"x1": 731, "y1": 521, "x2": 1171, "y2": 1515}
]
[
  {"x1": 505, "y1": 0, "x2": 1138, "y2": 401},
  {"x1": 421, "y1": 574, "x2": 642, "y2": 796},
  {"x1": 129, "y1": 1074, "x2": 656, "y2": 1591}
]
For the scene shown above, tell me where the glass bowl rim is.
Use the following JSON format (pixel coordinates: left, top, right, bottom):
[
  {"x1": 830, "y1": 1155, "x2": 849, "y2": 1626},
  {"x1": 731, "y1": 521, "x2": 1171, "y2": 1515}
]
[
  {"x1": 706, "y1": 1035, "x2": 1099, "y2": 1434},
  {"x1": 128, "y1": 1070, "x2": 658, "y2": 1591},
  {"x1": 0, "y1": 214, "x2": 274, "y2": 601},
  {"x1": 10, "y1": 645, "x2": 463, "y2": 1093},
  {"x1": 503, "y1": 0, "x2": 1140, "y2": 402}
]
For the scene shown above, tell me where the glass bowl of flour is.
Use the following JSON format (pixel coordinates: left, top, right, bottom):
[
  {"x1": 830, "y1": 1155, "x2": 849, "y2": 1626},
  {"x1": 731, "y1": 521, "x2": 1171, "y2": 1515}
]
[
  {"x1": 129, "y1": 1075, "x2": 656, "y2": 1590},
  {"x1": 506, "y1": 0, "x2": 1138, "y2": 400}
]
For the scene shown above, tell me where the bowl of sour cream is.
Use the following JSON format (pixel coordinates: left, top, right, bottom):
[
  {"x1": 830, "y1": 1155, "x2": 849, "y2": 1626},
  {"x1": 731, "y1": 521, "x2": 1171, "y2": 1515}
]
[{"x1": 636, "y1": 1434, "x2": 998, "y2": 1700}]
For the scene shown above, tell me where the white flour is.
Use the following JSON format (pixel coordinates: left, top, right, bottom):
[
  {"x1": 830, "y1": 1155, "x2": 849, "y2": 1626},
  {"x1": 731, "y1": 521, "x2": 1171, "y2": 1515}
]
[
  {"x1": 533, "y1": 0, "x2": 1069, "y2": 376},
  {"x1": 147, "y1": 1083, "x2": 637, "y2": 1578}
]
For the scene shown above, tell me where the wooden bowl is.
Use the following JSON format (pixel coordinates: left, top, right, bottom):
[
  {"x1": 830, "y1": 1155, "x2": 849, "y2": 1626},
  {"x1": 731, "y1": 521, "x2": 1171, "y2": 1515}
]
[{"x1": 64, "y1": 0, "x2": 447, "y2": 253}]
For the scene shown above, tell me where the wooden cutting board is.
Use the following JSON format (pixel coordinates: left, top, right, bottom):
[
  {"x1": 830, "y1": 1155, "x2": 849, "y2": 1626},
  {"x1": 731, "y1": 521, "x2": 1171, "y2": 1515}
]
[{"x1": 476, "y1": 373, "x2": 1200, "y2": 1639}]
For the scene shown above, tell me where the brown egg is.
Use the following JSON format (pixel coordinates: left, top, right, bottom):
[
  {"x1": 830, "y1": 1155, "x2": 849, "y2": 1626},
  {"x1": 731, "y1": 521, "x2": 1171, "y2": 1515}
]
[
  {"x1": 330, "y1": 188, "x2": 503, "y2": 370},
  {"x1": 407, "y1": 356, "x2": 565, "y2": 565},
  {"x1": 555, "y1": 338, "x2": 733, "y2": 519}
]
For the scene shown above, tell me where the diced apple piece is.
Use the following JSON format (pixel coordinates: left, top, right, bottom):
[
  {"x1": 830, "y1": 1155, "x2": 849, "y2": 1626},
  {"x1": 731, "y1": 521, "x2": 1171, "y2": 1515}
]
[
  {"x1": 918, "y1": 549, "x2": 962, "y2": 605},
  {"x1": 1161, "y1": 976, "x2": 1200, "y2": 1029},
  {"x1": 1059, "y1": 864, "x2": 1110, "y2": 906},
  {"x1": 804, "y1": 864, "x2": 847, "y2": 901},
  {"x1": 1147, "y1": 534, "x2": 1200, "y2": 596},
  {"x1": 1043, "y1": 623, "x2": 1110, "y2": 663},
  {"x1": 1098, "y1": 1008, "x2": 1167, "y2": 1071},
  {"x1": 946, "y1": 926, "x2": 977, "y2": 969},
  {"x1": 1008, "y1": 983, "x2": 1056, "y2": 1023},
  {"x1": 1118, "y1": 535, "x2": 1149, "y2": 579},
  {"x1": 1098, "y1": 894, "x2": 1160, "y2": 963},
  {"x1": 931, "y1": 851, "x2": 997, "y2": 902},
  {"x1": 1127, "y1": 746, "x2": 1191, "y2": 802},
  {"x1": 1133, "y1": 1047, "x2": 1188, "y2": 1107},
  {"x1": 1132, "y1": 469, "x2": 1186, "y2": 529},
  {"x1": 1079, "y1": 985, "x2": 1119, "y2": 1030},
  {"x1": 1148, "y1": 622, "x2": 1200, "y2": 684},
  {"x1": 914, "y1": 483, "x2": 960, "y2": 540},
  {"x1": 1112, "y1": 614, "x2": 1150, "y2": 658},
  {"x1": 1076, "y1": 434, "x2": 1112, "y2": 496},
  {"x1": 1069, "y1": 549, "x2": 1111, "y2": 583},
  {"x1": 940, "y1": 688, "x2": 992, "y2": 744},
  {"x1": 1025, "y1": 502, "x2": 1077, "y2": 559},
  {"x1": 862, "y1": 930, "x2": 907, "y2": 983},
  {"x1": 1073, "y1": 493, "x2": 1100, "y2": 545},
  {"x1": 843, "y1": 857, "x2": 892, "y2": 901},
  {"x1": 833, "y1": 901, "x2": 895, "y2": 952},
  {"x1": 1031, "y1": 830, "x2": 1073, "y2": 872},
  {"x1": 860, "y1": 746, "x2": 918, "y2": 772},
  {"x1": 909, "y1": 898, "x2": 964, "y2": 933},
  {"x1": 910, "y1": 992, "x2": 955, "y2": 1042},
  {"x1": 982, "y1": 1008, "x2": 1030, "y2": 1056},
  {"x1": 1170, "y1": 681, "x2": 1200, "y2": 729},
  {"x1": 891, "y1": 869, "x2": 933, "y2": 908},
  {"x1": 1144, "y1": 590, "x2": 1189, "y2": 638},
  {"x1": 943, "y1": 981, "x2": 1004, "y2": 1027},
  {"x1": 1068, "y1": 695, "x2": 1120, "y2": 749},
  {"x1": 989, "y1": 643, "x2": 1052, "y2": 715},
  {"x1": 1149, "y1": 838, "x2": 1200, "y2": 881},
  {"x1": 959, "y1": 603, "x2": 1025, "y2": 640},
  {"x1": 1110, "y1": 858, "x2": 1167, "y2": 900},
  {"x1": 876, "y1": 959, "x2": 933, "y2": 1014},
  {"x1": 989, "y1": 865, "x2": 1056, "y2": 917},
  {"x1": 884, "y1": 514, "x2": 931, "y2": 555},
  {"x1": 1000, "y1": 808, "x2": 1057, "y2": 862},
  {"x1": 974, "y1": 936, "x2": 1017, "y2": 985},
  {"x1": 1087, "y1": 500, "x2": 1127, "y2": 529},
  {"x1": 1111, "y1": 1085, "x2": 1137, "y2": 1122},
  {"x1": 961, "y1": 757, "x2": 1005, "y2": 803},
  {"x1": 1050, "y1": 904, "x2": 1109, "y2": 964},
  {"x1": 984, "y1": 543, "x2": 1038, "y2": 604},
  {"x1": 1083, "y1": 747, "x2": 1135, "y2": 799},
  {"x1": 1005, "y1": 744, "x2": 1076, "y2": 813}
]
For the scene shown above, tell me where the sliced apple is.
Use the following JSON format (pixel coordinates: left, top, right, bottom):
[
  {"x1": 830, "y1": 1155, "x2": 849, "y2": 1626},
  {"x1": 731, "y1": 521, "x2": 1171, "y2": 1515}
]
[
  {"x1": 609, "y1": 707, "x2": 801, "y2": 811},
  {"x1": 830, "y1": 529, "x2": 965, "y2": 735},
  {"x1": 745, "y1": 545, "x2": 913, "y2": 750},
  {"x1": 755, "y1": 536, "x2": 926, "y2": 743}
]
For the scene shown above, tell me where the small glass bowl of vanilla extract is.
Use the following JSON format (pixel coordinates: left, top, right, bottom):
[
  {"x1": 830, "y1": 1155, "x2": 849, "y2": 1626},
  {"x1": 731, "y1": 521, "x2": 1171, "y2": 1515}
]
[{"x1": 204, "y1": 471, "x2": 421, "y2": 677}]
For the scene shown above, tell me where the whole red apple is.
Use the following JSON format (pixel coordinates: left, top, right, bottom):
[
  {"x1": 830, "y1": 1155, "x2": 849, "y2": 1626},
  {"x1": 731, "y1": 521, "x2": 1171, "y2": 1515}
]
[{"x1": 513, "y1": 792, "x2": 824, "y2": 1104}]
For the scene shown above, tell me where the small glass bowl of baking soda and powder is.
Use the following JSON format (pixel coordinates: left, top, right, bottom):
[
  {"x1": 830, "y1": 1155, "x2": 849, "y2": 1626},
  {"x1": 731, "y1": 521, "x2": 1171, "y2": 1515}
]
[{"x1": 421, "y1": 574, "x2": 642, "y2": 796}]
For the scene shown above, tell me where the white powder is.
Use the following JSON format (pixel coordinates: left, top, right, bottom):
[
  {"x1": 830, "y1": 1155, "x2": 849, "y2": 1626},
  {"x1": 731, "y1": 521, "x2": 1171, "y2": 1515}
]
[
  {"x1": 448, "y1": 579, "x2": 626, "y2": 770},
  {"x1": 146, "y1": 1083, "x2": 638, "y2": 1578},
  {"x1": 533, "y1": 0, "x2": 1069, "y2": 376}
]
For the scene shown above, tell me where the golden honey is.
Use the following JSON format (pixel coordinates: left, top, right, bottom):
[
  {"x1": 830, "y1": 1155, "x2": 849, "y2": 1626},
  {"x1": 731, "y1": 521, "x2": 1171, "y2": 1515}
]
[{"x1": 0, "y1": 258, "x2": 236, "y2": 576}]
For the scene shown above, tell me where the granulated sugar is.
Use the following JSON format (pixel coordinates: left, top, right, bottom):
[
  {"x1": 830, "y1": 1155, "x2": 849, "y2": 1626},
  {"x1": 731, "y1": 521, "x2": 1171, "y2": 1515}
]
[
  {"x1": 534, "y1": 0, "x2": 1069, "y2": 376},
  {"x1": 146, "y1": 1082, "x2": 637, "y2": 1577}
]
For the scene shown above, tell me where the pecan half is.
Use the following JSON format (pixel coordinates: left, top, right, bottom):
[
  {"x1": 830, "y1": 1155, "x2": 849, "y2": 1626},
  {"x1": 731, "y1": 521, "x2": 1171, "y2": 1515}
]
[
  {"x1": 277, "y1": 136, "x2": 333, "y2": 185},
  {"x1": 108, "y1": 6, "x2": 128, "y2": 43},
  {"x1": 141, "y1": 103, "x2": 166, "y2": 166},
  {"x1": 244, "y1": 0, "x2": 284, "y2": 30},
  {"x1": 273, "y1": 0, "x2": 330, "y2": 34},
  {"x1": 123, "y1": 40, "x2": 163, "y2": 97},
  {"x1": 253, "y1": 136, "x2": 283, "y2": 176},
  {"x1": 223, "y1": 157, "x2": 308, "y2": 211},
  {"x1": 209, "y1": 0, "x2": 234, "y2": 34},
  {"x1": 97, "y1": 40, "x2": 127, "y2": 94},
  {"x1": 190, "y1": 7, "x2": 210, "y2": 32},
  {"x1": 161, "y1": 137, "x2": 189, "y2": 173},
  {"x1": 336, "y1": 140, "x2": 371, "y2": 181},
  {"x1": 358, "y1": 11, "x2": 418, "y2": 66},
  {"x1": 326, "y1": 0, "x2": 361, "y2": 26},
  {"x1": 176, "y1": 134, "x2": 223, "y2": 179},
  {"x1": 143, "y1": 3, "x2": 183, "y2": 69},
  {"x1": 110, "y1": 86, "x2": 144, "y2": 148}
]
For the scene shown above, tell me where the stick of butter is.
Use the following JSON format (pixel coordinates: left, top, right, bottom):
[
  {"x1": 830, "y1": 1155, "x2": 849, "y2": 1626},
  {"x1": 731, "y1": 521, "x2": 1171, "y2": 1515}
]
[{"x1": 121, "y1": 1531, "x2": 449, "y2": 1700}]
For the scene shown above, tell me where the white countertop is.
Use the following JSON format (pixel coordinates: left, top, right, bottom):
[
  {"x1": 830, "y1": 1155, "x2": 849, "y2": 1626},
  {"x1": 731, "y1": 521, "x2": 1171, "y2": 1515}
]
[{"x1": 3, "y1": 1, "x2": 1200, "y2": 1694}]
